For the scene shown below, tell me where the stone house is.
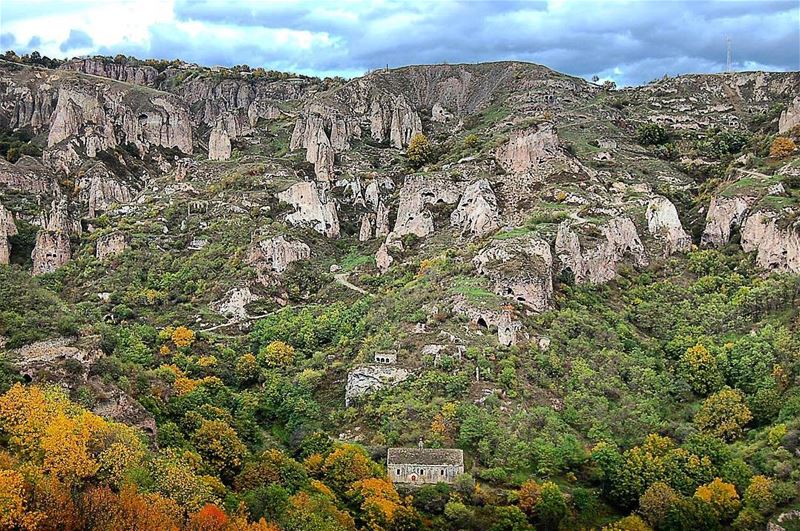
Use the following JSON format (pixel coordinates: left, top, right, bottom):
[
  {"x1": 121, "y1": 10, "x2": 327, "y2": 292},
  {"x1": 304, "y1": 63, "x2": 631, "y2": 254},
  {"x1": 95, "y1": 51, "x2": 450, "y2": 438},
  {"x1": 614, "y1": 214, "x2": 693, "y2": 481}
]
[
  {"x1": 374, "y1": 352, "x2": 397, "y2": 364},
  {"x1": 387, "y1": 447, "x2": 464, "y2": 485}
]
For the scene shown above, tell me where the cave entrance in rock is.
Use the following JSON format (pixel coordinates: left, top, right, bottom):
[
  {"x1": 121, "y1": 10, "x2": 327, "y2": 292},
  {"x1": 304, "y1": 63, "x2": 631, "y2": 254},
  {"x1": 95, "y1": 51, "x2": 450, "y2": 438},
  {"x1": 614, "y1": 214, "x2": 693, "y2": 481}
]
[{"x1": 476, "y1": 317, "x2": 488, "y2": 329}]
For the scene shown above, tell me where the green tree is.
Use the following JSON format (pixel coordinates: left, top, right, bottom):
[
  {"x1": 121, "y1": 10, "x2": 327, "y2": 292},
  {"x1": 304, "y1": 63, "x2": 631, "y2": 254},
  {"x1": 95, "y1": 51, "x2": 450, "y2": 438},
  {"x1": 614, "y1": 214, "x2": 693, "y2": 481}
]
[
  {"x1": 636, "y1": 123, "x2": 669, "y2": 146},
  {"x1": 534, "y1": 481, "x2": 567, "y2": 530},
  {"x1": 678, "y1": 344, "x2": 722, "y2": 396}
]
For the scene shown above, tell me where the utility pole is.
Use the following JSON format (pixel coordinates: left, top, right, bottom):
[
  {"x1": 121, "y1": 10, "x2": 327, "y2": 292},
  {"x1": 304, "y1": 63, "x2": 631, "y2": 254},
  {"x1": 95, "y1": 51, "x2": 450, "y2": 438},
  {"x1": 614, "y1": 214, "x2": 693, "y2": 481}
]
[{"x1": 726, "y1": 36, "x2": 732, "y2": 72}]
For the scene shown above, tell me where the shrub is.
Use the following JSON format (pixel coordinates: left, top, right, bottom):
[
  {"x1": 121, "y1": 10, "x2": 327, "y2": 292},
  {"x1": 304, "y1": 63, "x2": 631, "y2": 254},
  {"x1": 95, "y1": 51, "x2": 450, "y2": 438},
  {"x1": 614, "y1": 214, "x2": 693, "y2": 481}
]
[
  {"x1": 406, "y1": 133, "x2": 435, "y2": 168},
  {"x1": 636, "y1": 123, "x2": 669, "y2": 146},
  {"x1": 769, "y1": 136, "x2": 796, "y2": 158}
]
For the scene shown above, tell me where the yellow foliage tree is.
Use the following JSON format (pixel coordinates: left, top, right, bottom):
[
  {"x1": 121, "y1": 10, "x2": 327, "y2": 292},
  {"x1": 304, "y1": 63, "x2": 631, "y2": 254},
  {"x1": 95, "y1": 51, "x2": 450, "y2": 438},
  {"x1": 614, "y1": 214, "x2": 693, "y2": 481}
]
[
  {"x1": 769, "y1": 136, "x2": 797, "y2": 158},
  {"x1": 518, "y1": 479, "x2": 542, "y2": 516},
  {"x1": 743, "y1": 475, "x2": 775, "y2": 514},
  {"x1": 694, "y1": 388, "x2": 752, "y2": 440},
  {"x1": 40, "y1": 412, "x2": 101, "y2": 484},
  {"x1": 406, "y1": 133, "x2": 434, "y2": 168},
  {"x1": 602, "y1": 515, "x2": 652, "y2": 531},
  {"x1": 172, "y1": 326, "x2": 196, "y2": 348},
  {"x1": 694, "y1": 477, "x2": 740, "y2": 521},
  {"x1": 0, "y1": 469, "x2": 28, "y2": 529},
  {"x1": 260, "y1": 341, "x2": 295, "y2": 368}
]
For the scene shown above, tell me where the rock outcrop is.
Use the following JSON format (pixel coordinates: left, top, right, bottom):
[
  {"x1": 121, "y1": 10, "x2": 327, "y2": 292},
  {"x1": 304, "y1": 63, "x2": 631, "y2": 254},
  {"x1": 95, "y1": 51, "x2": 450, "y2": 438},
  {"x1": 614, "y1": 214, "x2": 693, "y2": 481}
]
[
  {"x1": 474, "y1": 236, "x2": 553, "y2": 312},
  {"x1": 208, "y1": 122, "x2": 232, "y2": 160},
  {"x1": 496, "y1": 124, "x2": 560, "y2": 173},
  {"x1": 211, "y1": 287, "x2": 258, "y2": 320},
  {"x1": 740, "y1": 211, "x2": 800, "y2": 273},
  {"x1": 345, "y1": 365, "x2": 410, "y2": 406},
  {"x1": 32, "y1": 199, "x2": 79, "y2": 275},
  {"x1": 452, "y1": 297, "x2": 523, "y2": 346},
  {"x1": 0, "y1": 156, "x2": 53, "y2": 193},
  {"x1": 555, "y1": 217, "x2": 649, "y2": 284},
  {"x1": 277, "y1": 181, "x2": 340, "y2": 238},
  {"x1": 701, "y1": 196, "x2": 752, "y2": 247},
  {"x1": 450, "y1": 179, "x2": 501, "y2": 237},
  {"x1": 78, "y1": 163, "x2": 134, "y2": 217},
  {"x1": 95, "y1": 231, "x2": 128, "y2": 260},
  {"x1": 646, "y1": 196, "x2": 691, "y2": 255},
  {"x1": 46, "y1": 78, "x2": 193, "y2": 156},
  {"x1": 246, "y1": 234, "x2": 311, "y2": 283},
  {"x1": 393, "y1": 175, "x2": 462, "y2": 237},
  {"x1": 0, "y1": 204, "x2": 17, "y2": 264},
  {"x1": 62, "y1": 58, "x2": 159, "y2": 86},
  {"x1": 779, "y1": 96, "x2": 800, "y2": 134}
]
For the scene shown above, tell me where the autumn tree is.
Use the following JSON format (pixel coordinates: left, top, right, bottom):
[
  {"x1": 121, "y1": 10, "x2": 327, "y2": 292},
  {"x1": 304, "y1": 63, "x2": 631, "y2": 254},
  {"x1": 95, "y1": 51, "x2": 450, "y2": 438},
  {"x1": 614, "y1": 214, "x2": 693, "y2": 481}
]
[
  {"x1": 694, "y1": 388, "x2": 752, "y2": 441},
  {"x1": 0, "y1": 469, "x2": 30, "y2": 529},
  {"x1": 694, "y1": 478, "x2": 740, "y2": 522},
  {"x1": 743, "y1": 475, "x2": 775, "y2": 514},
  {"x1": 172, "y1": 326, "x2": 196, "y2": 348},
  {"x1": 602, "y1": 515, "x2": 652, "y2": 531},
  {"x1": 769, "y1": 136, "x2": 797, "y2": 158},
  {"x1": 518, "y1": 480, "x2": 541, "y2": 516},
  {"x1": 322, "y1": 444, "x2": 382, "y2": 495},
  {"x1": 406, "y1": 133, "x2": 435, "y2": 168},
  {"x1": 192, "y1": 419, "x2": 247, "y2": 478}
]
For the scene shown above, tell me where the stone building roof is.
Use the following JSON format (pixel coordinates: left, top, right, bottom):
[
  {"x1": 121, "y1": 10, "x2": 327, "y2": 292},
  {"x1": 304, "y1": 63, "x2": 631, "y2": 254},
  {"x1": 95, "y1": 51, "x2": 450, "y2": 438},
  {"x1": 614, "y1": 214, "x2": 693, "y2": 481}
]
[{"x1": 387, "y1": 448, "x2": 463, "y2": 466}]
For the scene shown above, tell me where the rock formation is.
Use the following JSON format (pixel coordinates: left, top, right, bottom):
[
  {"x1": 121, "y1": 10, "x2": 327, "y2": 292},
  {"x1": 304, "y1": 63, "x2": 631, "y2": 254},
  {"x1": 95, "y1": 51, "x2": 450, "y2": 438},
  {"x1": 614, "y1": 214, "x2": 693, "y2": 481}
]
[
  {"x1": 450, "y1": 179, "x2": 501, "y2": 237},
  {"x1": 393, "y1": 175, "x2": 462, "y2": 237},
  {"x1": 740, "y1": 211, "x2": 800, "y2": 273},
  {"x1": 555, "y1": 217, "x2": 649, "y2": 284},
  {"x1": 0, "y1": 156, "x2": 52, "y2": 193},
  {"x1": 208, "y1": 122, "x2": 232, "y2": 160},
  {"x1": 246, "y1": 234, "x2": 311, "y2": 283},
  {"x1": 779, "y1": 96, "x2": 800, "y2": 134},
  {"x1": 95, "y1": 231, "x2": 128, "y2": 260},
  {"x1": 474, "y1": 236, "x2": 553, "y2": 312},
  {"x1": 212, "y1": 287, "x2": 258, "y2": 320},
  {"x1": 0, "y1": 204, "x2": 17, "y2": 265},
  {"x1": 646, "y1": 196, "x2": 691, "y2": 255},
  {"x1": 496, "y1": 124, "x2": 560, "y2": 173},
  {"x1": 78, "y1": 163, "x2": 134, "y2": 217},
  {"x1": 62, "y1": 58, "x2": 159, "y2": 86},
  {"x1": 277, "y1": 181, "x2": 340, "y2": 238},
  {"x1": 345, "y1": 365, "x2": 410, "y2": 406},
  {"x1": 701, "y1": 196, "x2": 752, "y2": 247},
  {"x1": 32, "y1": 199, "x2": 79, "y2": 275}
]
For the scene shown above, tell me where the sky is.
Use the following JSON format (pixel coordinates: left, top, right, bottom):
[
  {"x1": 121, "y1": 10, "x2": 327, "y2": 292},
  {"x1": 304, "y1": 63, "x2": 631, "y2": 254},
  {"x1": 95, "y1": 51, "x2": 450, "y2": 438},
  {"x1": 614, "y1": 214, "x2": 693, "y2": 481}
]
[{"x1": 0, "y1": 0, "x2": 798, "y2": 86}]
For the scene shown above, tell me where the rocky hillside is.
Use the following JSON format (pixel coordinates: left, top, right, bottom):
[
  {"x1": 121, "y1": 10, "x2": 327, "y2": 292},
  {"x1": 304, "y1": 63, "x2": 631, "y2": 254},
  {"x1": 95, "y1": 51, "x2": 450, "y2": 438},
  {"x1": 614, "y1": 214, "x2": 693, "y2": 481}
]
[{"x1": 1, "y1": 54, "x2": 800, "y2": 530}]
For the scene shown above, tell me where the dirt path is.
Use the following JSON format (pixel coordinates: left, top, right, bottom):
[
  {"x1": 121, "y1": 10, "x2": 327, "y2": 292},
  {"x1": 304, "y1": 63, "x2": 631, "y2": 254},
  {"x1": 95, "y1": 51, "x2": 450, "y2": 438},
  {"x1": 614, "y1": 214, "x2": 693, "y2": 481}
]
[{"x1": 334, "y1": 272, "x2": 370, "y2": 295}]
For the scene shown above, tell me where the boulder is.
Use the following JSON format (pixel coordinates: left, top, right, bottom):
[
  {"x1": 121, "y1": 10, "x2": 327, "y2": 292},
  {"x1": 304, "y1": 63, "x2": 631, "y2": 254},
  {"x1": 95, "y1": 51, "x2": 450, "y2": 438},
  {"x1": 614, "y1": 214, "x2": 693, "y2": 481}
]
[
  {"x1": 474, "y1": 236, "x2": 553, "y2": 312},
  {"x1": 646, "y1": 196, "x2": 691, "y2": 255},
  {"x1": 277, "y1": 181, "x2": 340, "y2": 238},
  {"x1": 96, "y1": 231, "x2": 128, "y2": 260},
  {"x1": 701, "y1": 196, "x2": 752, "y2": 247},
  {"x1": 450, "y1": 179, "x2": 501, "y2": 237},
  {"x1": 345, "y1": 365, "x2": 410, "y2": 406},
  {"x1": 740, "y1": 211, "x2": 800, "y2": 273},
  {"x1": 555, "y1": 217, "x2": 649, "y2": 284}
]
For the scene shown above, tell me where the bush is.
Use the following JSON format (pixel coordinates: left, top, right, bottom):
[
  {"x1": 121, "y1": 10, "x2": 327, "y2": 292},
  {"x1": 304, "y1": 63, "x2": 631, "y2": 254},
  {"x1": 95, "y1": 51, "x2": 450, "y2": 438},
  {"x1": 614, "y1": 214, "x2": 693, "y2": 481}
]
[
  {"x1": 636, "y1": 123, "x2": 669, "y2": 146},
  {"x1": 769, "y1": 136, "x2": 797, "y2": 158}
]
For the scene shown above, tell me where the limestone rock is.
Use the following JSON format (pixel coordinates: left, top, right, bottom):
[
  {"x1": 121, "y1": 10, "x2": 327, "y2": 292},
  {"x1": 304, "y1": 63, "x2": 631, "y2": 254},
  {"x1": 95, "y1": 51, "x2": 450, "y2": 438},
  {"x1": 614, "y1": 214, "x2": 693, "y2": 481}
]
[
  {"x1": 96, "y1": 232, "x2": 128, "y2": 260},
  {"x1": 0, "y1": 204, "x2": 17, "y2": 265},
  {"x1": 246, "y1": 234, "x2": 311, "y2": 283},
  {"x1": 376, "y1": 232, "x2": 403, "y2": 274},
  {"x1": 208, "y1": 122, "x2": 232, "y2": 160},
  {"x1": 474, "y1": 236, "x2": 553, "y2": 312},
  {"x1": 450, "y1": 179, "x2": 501, "y2": 237},
  {"x1": 62, "y1": 58, "x2": 159, "y2": 86},
  {"x1": 452, "y1": 297, "x2": 523, "y2": 346},
  {"x1": 496, "y1": 124, "x2": 560, "y2": 173},
  {"x1": 308, "y1": 127, "x2": 335, "y2": 180},
  {"x1": 646, "y1": 196, "x2": 691, "y2": 255},
  {"x1": 701, "y1": 196, "x2": 752, "y2": 247},
  {"x1": 345, "y1": 365, "x2": 410, "y2": 406},
  {"x1": 555, "y1": 217, "x2": 649, "y2": 284},
  {"x1": 394, "y1": 175, "x2": 462, "y2": 237},
  {"x1": 359, "y1": 214, "x2": 374, "y2": 242},
  {"x1": 779, "y1": 95, "x2": 800, "y2": 134},
  {"x1": 740, "y1": 211, "x2": 800, "y2": 273},
  {"x1": 277, "y1": 181, "x2": 340, "y2": 238},
  {"x1": 212, "y1": 287, "x2": 258, "y2": 320}
]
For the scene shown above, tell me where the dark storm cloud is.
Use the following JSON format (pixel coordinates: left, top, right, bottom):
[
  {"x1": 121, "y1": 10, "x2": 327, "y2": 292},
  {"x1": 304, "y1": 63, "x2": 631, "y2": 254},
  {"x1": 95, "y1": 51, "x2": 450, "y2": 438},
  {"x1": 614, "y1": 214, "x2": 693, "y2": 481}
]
[
  {"x1": 59, "y1": 29, "x2": 93, "y2": 52},
  {"x1": 2, "y1": 0, "x2": 798, "y2": 85}
]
